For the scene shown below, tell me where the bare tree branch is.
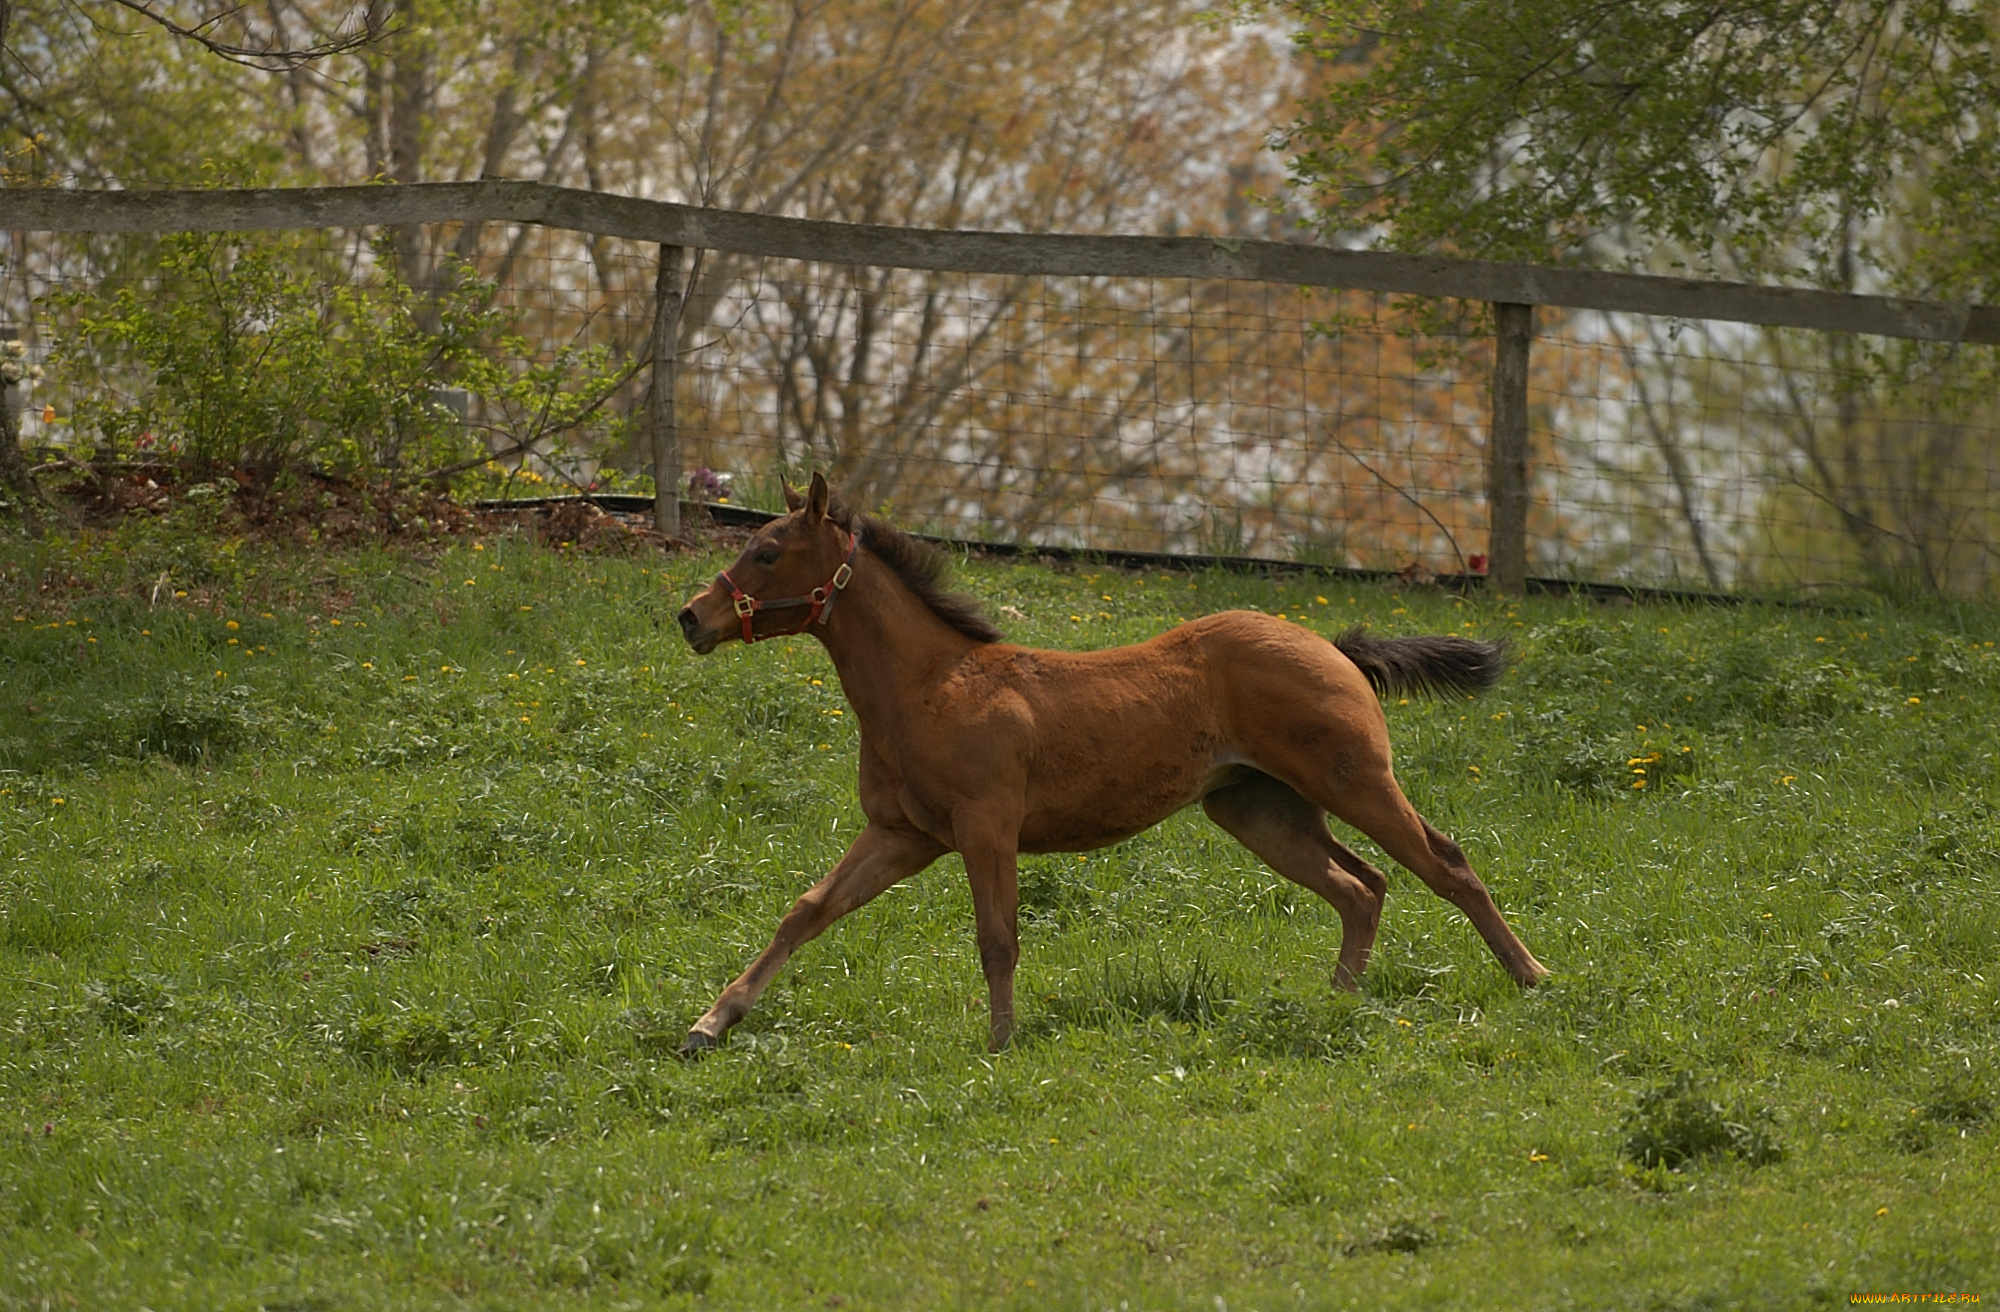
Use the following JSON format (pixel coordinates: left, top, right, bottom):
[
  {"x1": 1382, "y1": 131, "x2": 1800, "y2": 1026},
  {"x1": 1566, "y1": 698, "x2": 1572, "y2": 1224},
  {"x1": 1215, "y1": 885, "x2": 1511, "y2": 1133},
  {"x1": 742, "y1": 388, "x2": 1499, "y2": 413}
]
[{"x1": 91, "y1": 0, "x2": 382, "y2": 71}]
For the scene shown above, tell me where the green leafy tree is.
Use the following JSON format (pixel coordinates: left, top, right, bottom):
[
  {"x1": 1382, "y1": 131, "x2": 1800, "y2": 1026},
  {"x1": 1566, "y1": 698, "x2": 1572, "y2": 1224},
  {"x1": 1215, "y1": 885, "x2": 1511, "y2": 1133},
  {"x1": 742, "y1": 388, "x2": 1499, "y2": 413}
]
[
  {"x1": 1282, "y1": 0, "x2": 2000, "y2": 298},
  {"x1": 1282, "y1": 0, "x2": 2000, "y2": 599}
]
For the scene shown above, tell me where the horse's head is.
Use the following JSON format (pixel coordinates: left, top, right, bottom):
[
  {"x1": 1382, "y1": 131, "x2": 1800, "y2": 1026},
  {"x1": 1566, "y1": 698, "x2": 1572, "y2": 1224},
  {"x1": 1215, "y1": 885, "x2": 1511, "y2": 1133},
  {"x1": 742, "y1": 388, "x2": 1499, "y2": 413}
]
[{"x1": 677, "y1": 471, "x2": 858, "y2": 654}]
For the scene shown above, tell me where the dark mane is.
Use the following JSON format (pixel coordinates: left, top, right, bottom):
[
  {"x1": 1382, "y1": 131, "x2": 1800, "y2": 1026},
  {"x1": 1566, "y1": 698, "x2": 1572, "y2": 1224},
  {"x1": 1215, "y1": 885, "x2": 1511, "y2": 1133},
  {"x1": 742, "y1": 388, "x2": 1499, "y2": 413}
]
[{"x1": 827, "y1": 499, "x2": 1003, "y2": 643}]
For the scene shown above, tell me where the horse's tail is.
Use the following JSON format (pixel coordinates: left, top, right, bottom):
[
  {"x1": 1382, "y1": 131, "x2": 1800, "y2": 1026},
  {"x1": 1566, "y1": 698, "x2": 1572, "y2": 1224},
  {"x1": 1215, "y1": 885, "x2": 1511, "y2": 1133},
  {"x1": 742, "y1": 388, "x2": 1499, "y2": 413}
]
[{"x1": 1333, "y1": 627, "x2": 1510, "y2": 700}]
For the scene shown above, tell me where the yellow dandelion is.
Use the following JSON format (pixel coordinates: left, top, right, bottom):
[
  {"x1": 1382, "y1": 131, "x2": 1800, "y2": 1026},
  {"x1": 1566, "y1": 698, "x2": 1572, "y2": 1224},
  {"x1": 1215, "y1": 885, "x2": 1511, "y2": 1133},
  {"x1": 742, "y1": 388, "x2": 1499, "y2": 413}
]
[
  {"x1": 1907, "y1": 696, "x2": 1921, "y2": 705},
  {"x1": 225, "y1": 620, "x2": 239, "y2": 630}
]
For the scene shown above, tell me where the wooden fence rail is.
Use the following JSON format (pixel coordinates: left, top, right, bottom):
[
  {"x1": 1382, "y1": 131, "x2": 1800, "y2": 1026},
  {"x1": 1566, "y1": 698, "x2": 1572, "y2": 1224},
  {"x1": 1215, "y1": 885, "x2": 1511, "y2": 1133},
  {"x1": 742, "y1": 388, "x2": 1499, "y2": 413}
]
[{"x1": 5, "y1": 180, "x2": 1997, "y2": 589}]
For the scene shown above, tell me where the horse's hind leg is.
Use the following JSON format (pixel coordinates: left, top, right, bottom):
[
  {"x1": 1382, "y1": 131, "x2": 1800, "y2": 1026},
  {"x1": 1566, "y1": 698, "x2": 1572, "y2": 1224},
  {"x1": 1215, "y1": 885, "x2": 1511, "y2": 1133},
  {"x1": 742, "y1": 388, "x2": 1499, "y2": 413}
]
[
  {"x1": 1321, "y1": 774, "x2": 1549, "y2": 987},
  {"x1": 1202, "y1": 773, "x2": 1387, "y2": 989}
]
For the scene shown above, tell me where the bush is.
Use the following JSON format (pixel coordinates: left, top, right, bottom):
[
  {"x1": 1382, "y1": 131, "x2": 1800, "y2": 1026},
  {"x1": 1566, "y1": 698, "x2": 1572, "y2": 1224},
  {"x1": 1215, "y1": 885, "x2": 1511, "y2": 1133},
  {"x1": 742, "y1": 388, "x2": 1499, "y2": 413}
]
[{"x1": 49, "y1": 232, "x2": 629, "y2": 486}]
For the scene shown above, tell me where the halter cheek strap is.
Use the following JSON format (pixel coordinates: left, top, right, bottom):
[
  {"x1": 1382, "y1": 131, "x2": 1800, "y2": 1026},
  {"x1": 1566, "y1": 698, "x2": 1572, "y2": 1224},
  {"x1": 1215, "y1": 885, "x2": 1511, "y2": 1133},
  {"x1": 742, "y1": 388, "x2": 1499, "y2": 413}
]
[{"x1": 717, "y1": 531, "x2": 860, "y2": 644}]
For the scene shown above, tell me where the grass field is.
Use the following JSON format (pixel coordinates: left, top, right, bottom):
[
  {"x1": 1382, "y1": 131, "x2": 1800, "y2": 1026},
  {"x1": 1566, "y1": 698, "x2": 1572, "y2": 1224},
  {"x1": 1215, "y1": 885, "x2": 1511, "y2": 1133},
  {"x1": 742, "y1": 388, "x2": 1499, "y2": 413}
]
[{"x1": 3, "y1": 504, "x2": 1997, "y2": 1310}]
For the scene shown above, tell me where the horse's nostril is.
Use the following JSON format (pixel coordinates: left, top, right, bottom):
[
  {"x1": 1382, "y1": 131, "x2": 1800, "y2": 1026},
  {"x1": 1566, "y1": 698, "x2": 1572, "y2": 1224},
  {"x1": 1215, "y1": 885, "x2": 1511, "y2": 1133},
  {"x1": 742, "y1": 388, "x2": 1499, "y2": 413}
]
[{"x1": 677, "y1": 608, "x2": 699, "y2": 640}]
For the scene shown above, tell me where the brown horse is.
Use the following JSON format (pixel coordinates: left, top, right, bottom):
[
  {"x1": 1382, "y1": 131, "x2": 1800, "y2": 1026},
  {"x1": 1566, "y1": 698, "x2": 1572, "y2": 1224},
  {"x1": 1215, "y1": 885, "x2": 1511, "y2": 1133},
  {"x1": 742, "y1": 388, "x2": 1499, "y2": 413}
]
[{"x1": 675, "y1": 472, "x2": 1547, "y2": 1054}]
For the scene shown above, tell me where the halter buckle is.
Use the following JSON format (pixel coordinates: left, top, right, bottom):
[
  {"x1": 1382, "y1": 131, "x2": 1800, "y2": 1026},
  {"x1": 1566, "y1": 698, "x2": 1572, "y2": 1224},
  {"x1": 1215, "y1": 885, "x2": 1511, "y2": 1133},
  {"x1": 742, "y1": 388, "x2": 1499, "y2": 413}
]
[
  {"x1": 733, "y1": 594, "x2": 755, "y2": 618},
  {"x1": 830, "y1": 562, "x2": 853, "y2": 591}
]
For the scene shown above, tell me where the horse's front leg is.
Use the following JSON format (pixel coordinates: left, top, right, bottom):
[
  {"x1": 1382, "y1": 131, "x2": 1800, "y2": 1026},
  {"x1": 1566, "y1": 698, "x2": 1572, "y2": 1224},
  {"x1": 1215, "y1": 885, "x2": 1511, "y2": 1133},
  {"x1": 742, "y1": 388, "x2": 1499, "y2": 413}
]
[
  {"x1": 956, "y1": 816, "x2": 1023, "y2": 1052},
  {"x1": 682, "y1": 822, "x2": 945, "y2": 1056}
]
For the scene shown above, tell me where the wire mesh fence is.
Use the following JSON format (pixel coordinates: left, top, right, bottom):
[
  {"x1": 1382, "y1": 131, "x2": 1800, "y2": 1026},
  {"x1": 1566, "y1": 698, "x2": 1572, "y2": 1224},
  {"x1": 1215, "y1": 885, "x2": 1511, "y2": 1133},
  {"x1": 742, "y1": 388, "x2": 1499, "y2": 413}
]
[{"x1": 6, "y1": 207, "x2": 1998, "y2": 600}]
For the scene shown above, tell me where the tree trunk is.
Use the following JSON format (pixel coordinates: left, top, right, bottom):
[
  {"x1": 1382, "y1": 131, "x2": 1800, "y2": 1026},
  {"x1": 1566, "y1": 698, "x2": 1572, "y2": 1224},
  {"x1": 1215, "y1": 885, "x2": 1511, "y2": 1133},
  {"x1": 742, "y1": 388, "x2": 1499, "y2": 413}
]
[{"x1": 0, "y1": 381, "x2": 44, "y2": 528}]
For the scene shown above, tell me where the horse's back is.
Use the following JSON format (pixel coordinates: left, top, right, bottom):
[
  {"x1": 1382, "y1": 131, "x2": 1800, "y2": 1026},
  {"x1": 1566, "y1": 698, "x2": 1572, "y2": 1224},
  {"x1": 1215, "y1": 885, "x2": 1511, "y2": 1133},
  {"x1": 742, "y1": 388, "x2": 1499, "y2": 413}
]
[
  {"x1": 963, "y1": 612, "x2": 1387, "y2": 850},
  {"x1": 986, "y1": 610, "x2": 1380, "y2": 746}
]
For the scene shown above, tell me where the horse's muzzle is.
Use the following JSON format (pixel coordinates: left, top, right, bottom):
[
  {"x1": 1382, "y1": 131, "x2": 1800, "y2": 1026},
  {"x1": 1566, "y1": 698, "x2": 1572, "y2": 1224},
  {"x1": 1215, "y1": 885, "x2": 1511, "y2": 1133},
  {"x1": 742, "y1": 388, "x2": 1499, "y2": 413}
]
[{"x1": 677, "y1": 605, "x2": 717, "y2": 654}]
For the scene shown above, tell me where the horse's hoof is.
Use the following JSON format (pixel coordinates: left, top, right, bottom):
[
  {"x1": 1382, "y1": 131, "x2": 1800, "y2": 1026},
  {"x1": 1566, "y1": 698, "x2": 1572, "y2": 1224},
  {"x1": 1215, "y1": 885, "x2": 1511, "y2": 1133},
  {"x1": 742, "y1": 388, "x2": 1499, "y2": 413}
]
[{"x1": 677, "y1": 1030, "x2": 720, "y2": 1060}]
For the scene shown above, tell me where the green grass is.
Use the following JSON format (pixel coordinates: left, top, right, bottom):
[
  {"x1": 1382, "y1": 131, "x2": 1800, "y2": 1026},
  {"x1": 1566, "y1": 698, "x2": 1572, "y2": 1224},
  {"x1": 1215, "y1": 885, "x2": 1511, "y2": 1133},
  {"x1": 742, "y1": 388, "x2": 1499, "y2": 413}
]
[{"x1": 2, "y1": 511, "x2": 1997, "y2": 1310}]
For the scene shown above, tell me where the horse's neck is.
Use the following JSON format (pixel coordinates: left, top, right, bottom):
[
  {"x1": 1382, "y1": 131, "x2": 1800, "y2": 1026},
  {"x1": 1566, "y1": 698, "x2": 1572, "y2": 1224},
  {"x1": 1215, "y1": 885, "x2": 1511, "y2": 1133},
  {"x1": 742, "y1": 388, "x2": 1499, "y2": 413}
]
[{"x1": 816, "y1": 555, "x2": 971, "y2": 731}]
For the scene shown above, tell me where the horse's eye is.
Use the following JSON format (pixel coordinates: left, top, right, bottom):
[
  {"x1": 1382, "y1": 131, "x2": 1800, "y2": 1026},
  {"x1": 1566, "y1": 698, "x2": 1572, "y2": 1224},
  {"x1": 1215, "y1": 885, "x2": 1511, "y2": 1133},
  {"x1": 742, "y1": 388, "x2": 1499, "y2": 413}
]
[{"x1": 755, "y1": 550, "x2": 780, "y2": 566}]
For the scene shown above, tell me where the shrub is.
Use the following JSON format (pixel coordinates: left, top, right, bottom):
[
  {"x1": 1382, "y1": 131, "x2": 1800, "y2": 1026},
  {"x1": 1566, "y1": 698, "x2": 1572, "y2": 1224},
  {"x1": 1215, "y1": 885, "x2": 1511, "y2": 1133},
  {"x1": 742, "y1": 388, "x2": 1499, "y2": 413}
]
[{"x1": 48, "y1": 232, "x2": 629, "y2": 486}]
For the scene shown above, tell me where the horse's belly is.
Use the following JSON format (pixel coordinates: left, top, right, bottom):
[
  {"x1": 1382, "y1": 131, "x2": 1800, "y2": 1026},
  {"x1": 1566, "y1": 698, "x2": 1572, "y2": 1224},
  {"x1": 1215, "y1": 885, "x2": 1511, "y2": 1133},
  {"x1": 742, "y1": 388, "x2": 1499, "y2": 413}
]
[{"x1": 1015, "y1": 751, "x2": 1239, "y2": 854}]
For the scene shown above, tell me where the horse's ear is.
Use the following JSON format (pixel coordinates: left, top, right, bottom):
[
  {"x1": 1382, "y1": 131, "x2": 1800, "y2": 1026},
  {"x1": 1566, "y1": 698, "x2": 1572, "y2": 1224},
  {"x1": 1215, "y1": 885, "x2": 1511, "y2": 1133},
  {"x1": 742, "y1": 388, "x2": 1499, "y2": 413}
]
[
  {"x1": 805, "y1": 471, "x2": 830, "y2": 522},
  {"x1": 782, "y1": 482, "x2": 805, "y2": 512}
]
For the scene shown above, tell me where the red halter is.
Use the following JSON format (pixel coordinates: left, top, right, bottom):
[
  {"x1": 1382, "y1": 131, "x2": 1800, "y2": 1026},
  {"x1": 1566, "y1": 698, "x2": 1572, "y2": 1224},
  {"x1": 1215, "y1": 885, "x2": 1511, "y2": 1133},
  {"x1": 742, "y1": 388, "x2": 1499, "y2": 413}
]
[{"x1": 717, "y1": 531, "x2": 860, "y2": 644}]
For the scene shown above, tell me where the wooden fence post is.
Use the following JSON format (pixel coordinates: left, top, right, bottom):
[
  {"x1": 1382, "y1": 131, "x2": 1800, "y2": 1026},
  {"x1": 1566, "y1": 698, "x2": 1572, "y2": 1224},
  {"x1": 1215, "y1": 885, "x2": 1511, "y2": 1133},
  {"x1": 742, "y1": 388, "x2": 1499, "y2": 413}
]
[
  {"x1": 648, "y1": 244, "x2": 686, "y2": 539},
  {"x1": 1488, "y1": 301, "x2": 1533, "y2": 596}
]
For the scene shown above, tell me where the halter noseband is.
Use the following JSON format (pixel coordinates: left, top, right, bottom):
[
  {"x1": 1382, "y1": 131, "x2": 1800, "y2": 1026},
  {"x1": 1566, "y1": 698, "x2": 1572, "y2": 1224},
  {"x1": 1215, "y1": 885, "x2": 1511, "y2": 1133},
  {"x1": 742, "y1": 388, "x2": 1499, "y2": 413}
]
[{"x1": 717, "y1": 530, "x2": 861, "y2": 644}]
